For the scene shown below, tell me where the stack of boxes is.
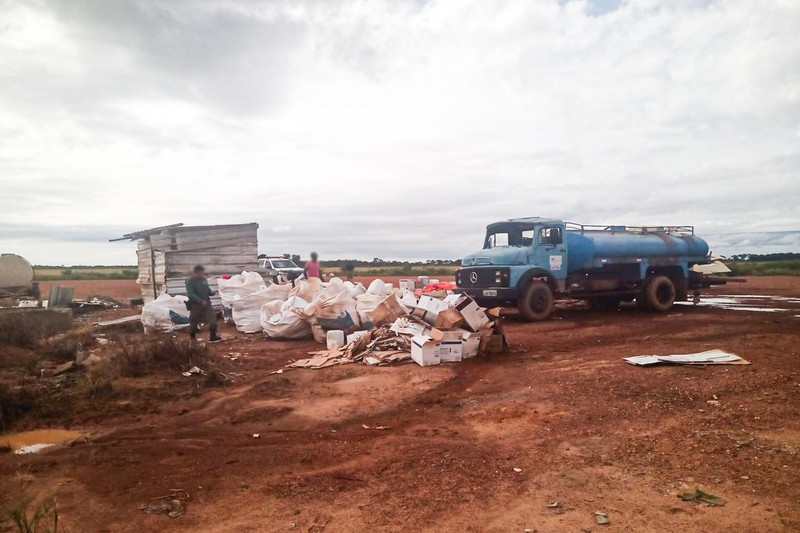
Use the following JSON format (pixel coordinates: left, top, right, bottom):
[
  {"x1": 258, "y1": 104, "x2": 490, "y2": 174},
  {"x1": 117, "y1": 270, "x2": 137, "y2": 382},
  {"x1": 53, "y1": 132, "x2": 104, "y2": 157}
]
[{"x1": 406, "y1": 293, "x2": 507, "y2": 367}]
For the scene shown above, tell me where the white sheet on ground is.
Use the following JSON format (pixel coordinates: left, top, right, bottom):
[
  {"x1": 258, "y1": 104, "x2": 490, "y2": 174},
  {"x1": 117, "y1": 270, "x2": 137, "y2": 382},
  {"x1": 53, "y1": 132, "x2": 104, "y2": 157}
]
[{"x1": 624, "y1": 349, "x2": 748, "y2": 366}]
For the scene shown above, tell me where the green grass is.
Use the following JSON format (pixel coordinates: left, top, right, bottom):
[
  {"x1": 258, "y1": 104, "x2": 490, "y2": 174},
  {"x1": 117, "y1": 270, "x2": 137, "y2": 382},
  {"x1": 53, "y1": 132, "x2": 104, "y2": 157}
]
[
  {"x1": 33, "y1": 266, "x2": 137, "y2": 281},
  {"x1": 727, "y1": 259, "x2": 800, "y2": 276}
]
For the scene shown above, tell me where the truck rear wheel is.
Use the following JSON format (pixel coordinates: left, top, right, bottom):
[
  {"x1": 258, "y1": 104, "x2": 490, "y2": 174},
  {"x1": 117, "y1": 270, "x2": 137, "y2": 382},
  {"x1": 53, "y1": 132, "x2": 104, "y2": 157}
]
[
  {"x1": 519, "y1": 280, "x2": 554, "y2": 321},
  {"x1": 644, "y1": 275, "x2": 675, "y2": 312}
]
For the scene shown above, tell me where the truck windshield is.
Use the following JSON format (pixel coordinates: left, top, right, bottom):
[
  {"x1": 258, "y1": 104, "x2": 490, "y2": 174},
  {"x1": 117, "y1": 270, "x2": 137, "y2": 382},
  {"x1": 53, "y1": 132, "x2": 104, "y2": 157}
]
[
  {"x1": 271, "y1": 260, "x2": 297, "y2": 269},
  {"x1": 484, "y1": 225, "x2": 535, "y2": 249}
]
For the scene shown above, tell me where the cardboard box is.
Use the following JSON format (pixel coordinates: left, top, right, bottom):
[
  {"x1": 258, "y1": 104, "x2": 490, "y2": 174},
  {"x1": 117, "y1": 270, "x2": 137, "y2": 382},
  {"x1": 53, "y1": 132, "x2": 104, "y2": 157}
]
[
  {"x1": 411, "y1": 334, "x2": 441, "y2": 366},
  {"x1": 479, "y1": 333, "x2": 509, "y2": 355},
  {"x1": 413, "y1": 295, "x2": 449, "y2": 325},
  {"x1": 444, "y1": 294, "x2": 489, "y2": 332},
  {"x1": 412, "y1": 295, "x2": 466, "y2": 329},
  {"x1": 434, "y1": 307, "x2": 465, "y2": 329},
  {"x1": 346, "y1": 330, "x2": 371, "y2": 345},
  {"x1": 390, "y1": 316, "x2": 444, "y2": 340},
  {"x1": 371, "y1": 295, "x2": 406, "y2": 327},
  {"x1": 462, "y1": 331, "x2": 484, "y2": 358},
  {"x1": 438, "y1": 330, "x2": 464, "y2": 362}
]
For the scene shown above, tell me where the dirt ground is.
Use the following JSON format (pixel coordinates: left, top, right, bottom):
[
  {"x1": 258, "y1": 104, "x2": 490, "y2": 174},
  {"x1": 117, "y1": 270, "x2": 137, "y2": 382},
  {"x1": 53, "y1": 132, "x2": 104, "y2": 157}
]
[
  {"x1": 37, "y1": 279, "x2": 140, "y2": 301},
  {"x1": 2, "y1": 277, "x2": 799, "y2": 532}
]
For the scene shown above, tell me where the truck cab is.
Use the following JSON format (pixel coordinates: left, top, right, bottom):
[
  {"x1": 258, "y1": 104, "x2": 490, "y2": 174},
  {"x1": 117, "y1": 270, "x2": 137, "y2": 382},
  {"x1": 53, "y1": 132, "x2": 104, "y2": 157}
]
[
  {"x1": 457, "y1": 217, "x2": 718, "y2": 321},
  {"x1": 458, "y1": 218, "x2": 567, "y2": 320}
]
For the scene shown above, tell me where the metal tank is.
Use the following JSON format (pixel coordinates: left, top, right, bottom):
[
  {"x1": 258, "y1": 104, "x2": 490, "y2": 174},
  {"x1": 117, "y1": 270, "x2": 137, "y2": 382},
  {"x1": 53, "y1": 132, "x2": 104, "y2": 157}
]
[
  {"x1": 0, "y1": 253, "x2": 35, "y2": 293},
  {"x1": 565, "y1": 230, "x2": 710, "y2": 272}
]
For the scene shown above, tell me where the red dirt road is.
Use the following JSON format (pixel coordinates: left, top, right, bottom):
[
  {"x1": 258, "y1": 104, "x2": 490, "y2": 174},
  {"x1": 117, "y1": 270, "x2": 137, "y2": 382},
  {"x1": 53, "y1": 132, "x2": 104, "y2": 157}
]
[
  {"x1": 2, "y1": 277, "x2": 799, "y2": 532},
  {"x1": 35, "y1": 275, "x2": 793, "y2": 302},
  {"x1": 37, "y1": 279, "x2": 140, "y2": 301}
]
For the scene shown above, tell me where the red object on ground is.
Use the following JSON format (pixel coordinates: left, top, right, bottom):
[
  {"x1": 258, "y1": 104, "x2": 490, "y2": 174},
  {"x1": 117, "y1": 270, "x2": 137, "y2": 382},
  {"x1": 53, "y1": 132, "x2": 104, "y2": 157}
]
[{"x1": 421, "y1": 282, "x2": 457, "y2": 293}]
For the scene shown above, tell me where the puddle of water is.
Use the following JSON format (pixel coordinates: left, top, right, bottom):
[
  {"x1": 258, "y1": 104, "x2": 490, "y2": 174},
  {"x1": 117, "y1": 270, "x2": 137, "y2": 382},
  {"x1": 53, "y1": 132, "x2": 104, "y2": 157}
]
[
  {"x1": 1, "y1": 429, "x2": 83, "y2": 454},
  {"x1": 675, "y1": 294, "x2": 797, "y2": 313}
]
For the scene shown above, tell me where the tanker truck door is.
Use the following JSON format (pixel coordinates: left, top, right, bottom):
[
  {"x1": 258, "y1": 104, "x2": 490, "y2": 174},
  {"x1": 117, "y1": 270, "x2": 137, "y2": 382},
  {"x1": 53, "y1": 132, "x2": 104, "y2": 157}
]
[{"x1": 535, "y1": 224, "x2": 567, "y2": 281}]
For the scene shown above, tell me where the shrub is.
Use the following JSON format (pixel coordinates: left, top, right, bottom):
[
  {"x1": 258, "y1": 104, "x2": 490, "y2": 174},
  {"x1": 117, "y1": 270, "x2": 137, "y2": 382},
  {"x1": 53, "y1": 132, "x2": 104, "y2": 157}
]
[
  {"x1": 4, "y1": 498, "x2": 61, "y2": 533},
  {"x1": 115, "y1": 336, "x2": 209, "y2": 377},
  {"x1": 0, "y1": 382, "x2": 36, "y2": 431}
]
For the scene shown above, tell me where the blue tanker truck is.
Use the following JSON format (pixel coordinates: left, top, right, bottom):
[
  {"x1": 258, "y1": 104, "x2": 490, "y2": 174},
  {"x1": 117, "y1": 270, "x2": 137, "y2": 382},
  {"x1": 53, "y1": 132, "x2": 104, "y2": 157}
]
[{"x1": 456, "y1": 217, "x2": 727, "y2": 321}]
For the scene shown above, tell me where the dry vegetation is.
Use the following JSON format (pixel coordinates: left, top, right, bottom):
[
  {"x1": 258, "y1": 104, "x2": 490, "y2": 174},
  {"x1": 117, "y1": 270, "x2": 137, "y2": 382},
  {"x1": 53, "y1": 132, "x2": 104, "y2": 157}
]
[{"x1": 0, "y1": 329, "x2": 225, "y2": 433}]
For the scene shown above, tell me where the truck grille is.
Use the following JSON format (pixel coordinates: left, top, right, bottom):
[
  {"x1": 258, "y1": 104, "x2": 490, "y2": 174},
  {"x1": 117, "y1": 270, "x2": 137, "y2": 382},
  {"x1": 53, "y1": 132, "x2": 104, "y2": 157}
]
[{"x1": 456, "y1": 267, "x2": 510, "y2": 289}]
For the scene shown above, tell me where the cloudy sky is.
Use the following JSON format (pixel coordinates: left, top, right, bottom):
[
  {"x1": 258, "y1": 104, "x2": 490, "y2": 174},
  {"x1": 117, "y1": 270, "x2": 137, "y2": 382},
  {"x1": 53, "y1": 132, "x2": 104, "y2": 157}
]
[{"x1": 1, "y1": 0, "x2": 798, "y2": 265}]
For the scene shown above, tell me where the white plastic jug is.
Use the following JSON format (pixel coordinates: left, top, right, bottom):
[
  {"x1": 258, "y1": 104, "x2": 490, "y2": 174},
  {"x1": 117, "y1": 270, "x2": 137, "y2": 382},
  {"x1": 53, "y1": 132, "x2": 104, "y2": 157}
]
[{"x1": 326, "y1": 330, "x2": 345, "y2": 349}]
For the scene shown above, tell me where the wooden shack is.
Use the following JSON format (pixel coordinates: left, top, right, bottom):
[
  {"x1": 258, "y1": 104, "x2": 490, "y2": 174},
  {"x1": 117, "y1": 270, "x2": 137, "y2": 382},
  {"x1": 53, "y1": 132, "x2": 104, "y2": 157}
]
[{"x1": 114, "y1": 223, "x2": 258, "y2": 306}]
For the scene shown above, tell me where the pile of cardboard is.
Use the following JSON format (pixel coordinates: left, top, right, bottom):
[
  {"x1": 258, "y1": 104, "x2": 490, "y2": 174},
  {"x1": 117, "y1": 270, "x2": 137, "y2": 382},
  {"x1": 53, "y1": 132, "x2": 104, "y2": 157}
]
[{"x1": 287, "y1": 290, "x2": 508, "y2": 370}]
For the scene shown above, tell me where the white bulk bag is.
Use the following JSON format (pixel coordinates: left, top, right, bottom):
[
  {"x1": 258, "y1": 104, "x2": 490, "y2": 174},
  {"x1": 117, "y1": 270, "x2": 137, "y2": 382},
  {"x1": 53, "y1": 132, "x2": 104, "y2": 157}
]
[
  {"x1": 263, "y1": 311, "x2": 312, "y2": 339},
  {"x1": 366, "y1": 279, "x2": 386, "y2": 295},
  {"x1": 348, "y1": 283, "x2": 366, "y2": 299},
  {"x1": 261, "y1": 299, "x2": 284, "y2": 318},
  {"x1": 263, "y1": 297, "x2": 312, "y2": 339},
  {"x1": 290, "y1": 278, "x2": 322, "y2": 302},
  {"x1": 216, "y1": 271, "x2": 267, "y2": 306},
  {"x1": 141, "y1": 294, "x2": 190, "y2": 333},
  {"x1": 355, "y1": 292, "x2": 386, "y2": 325},
  {"x1": 233, "y1": 287, "x2": 284, "y2": 333}
]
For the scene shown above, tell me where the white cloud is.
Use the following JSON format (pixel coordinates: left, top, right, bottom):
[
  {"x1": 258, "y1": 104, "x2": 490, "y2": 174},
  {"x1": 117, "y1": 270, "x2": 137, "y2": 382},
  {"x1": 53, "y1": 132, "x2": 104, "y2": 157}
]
[{"x1": 0, "y1": 0, "x2": 798, "y2": 264}]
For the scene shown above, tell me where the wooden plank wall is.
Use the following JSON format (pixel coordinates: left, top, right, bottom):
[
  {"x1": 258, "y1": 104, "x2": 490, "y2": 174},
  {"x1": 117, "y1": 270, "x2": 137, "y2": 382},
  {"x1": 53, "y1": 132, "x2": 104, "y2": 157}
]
[{"x1": 135, "y1": 223, "x2": 258, "y2": 306}]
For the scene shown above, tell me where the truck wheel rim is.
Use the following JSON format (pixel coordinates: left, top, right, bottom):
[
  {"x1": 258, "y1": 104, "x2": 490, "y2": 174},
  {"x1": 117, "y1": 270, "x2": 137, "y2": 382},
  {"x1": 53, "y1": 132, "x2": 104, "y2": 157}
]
[{"x1": 656, "y1": 282, "x2": 674, "y2": 304}]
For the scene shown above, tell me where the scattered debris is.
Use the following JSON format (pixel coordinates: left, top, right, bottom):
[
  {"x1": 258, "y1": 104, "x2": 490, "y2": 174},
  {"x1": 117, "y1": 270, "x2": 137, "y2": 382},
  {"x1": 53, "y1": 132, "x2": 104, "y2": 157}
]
[
  {"x1": 513, "y1": 467, "x2": 523, "y2": 473},
  {"x1": 53, "y1": 361, "x2": 75, "y2": 376},
  {"x1": 181, "y1": 366, "x2": 205, "y2": 377},
  {"x1": 252, "y1": 434, "x2": 260, "y2": 439},
  {"x1": 361, "y1": 424, "x2": 389, "y2": 430},
  {"x1": 270, "y1": 369, "x2": 284, "y2": 375},
  {"x1": 594, "y1": 511, "x2": 610, "y2": 525},
  {"x1": 138, "y1": 490, "x2": 190, "y2": 518},
  {"x1": 95, "y1": 315, "x2": 142, "y2": 328},
  {"x1": 678, "y1": 488, "x2": 726, "y2": 506},
  {"x1": 624, "y1": 349, "x2": 750, "y2": 366},
  {"x1": 546, "y1": 501, "x2": 565, "y2": 514}
]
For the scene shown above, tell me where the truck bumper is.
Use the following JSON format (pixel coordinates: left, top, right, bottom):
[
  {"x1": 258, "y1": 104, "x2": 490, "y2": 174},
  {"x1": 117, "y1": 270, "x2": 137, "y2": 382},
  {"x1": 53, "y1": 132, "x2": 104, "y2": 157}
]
[{"x1": 456, "y1": 286, "x2": 519, "y2": 307}]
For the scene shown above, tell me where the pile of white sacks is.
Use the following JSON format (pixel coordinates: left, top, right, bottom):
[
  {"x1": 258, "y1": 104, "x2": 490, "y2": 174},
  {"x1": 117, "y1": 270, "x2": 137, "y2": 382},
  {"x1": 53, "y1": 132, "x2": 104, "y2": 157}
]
[{"x1": 217, "y1": 272, "x2": 417, "y2": 340}]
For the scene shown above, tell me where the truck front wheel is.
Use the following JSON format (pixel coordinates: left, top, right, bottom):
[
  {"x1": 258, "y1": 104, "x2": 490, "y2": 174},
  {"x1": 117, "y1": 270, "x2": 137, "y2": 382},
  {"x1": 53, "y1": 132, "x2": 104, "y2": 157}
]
[
  {"x1": 643, "y1": 275, "x2": 676, "y2": 312},
  {"x1": 519, "y1": 280, "x2": 554, "y2": 321}
]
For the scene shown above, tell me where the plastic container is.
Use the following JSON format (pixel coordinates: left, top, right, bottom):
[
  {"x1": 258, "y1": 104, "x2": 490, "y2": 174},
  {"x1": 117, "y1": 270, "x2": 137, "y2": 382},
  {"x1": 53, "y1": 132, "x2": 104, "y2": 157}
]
[
  {"x1": 326, "y1": 330, "x2": 345, "y2": 349},
  {"x1": 399, "y1": 279, "x2": 415, "y2": 291}
]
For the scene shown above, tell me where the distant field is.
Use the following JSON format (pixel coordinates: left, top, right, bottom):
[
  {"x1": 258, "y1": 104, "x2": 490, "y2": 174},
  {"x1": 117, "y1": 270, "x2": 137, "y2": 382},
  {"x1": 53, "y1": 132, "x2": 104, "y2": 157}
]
[
  {"x1": 329, "y1": 265, "x2": 459, "y2": 277},
  {"x1": 34, "y1": 266, "x2": 138, "y2": 281},
  {"x1": 727, "y1": 259, "x2": 800, "y2": 276},
  {"x1": 30, "y1": 260, "x2": 799, "y2": 281}
]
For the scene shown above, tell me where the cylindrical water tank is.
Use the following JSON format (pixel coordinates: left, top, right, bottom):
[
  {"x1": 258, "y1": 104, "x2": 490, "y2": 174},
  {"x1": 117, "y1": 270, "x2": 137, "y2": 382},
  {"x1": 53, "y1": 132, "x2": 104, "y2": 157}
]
[{"x1": 0, "y1": 254, "x2": 34, "y2": 290}]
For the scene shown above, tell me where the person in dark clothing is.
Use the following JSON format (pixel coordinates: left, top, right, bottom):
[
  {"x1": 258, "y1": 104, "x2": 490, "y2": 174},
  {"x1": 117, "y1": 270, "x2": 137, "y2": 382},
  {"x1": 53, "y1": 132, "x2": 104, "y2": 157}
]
[
  {"x1": 185, "y1": 265, "x2": 222, "y2": 343},
  {"x1": 344, "y1": 262, "x2": 355, "y2": 282}
]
